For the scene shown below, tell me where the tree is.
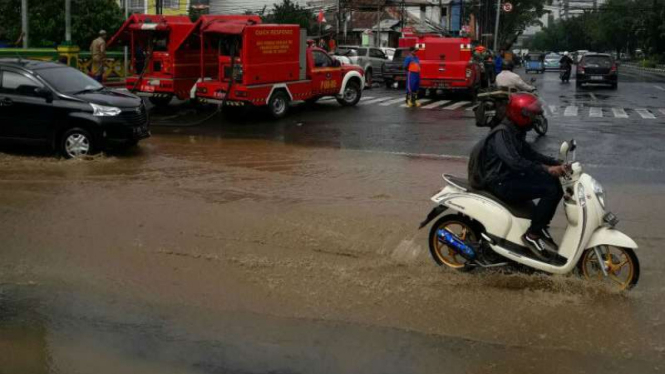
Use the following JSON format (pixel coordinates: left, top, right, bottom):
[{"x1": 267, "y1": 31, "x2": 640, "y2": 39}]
[
  {"x1": 467, "y1": 0, "x2": 549, "y2": 49},
  {"x1": 263, "y1": 0, "x2": 314, "y2": 32},
  {"x1": 0, "y1": 0, "x2": 124, "y2": 48}
]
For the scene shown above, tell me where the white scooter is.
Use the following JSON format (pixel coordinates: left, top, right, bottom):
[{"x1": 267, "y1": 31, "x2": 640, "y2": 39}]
[{"x1": 419, "y1": 140, "x2": 640, "y2": 290}]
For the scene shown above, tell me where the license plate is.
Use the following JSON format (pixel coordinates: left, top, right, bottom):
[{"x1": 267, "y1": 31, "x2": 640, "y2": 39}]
[
  {"x1": 141, "y1": 85, "x2": 155, "y2": 92},
  {"x1": 435, "y1": 83, "x2": 448, "y2": 89},
  {"x1": 214, "y1": 92, "x2": 226, "y2": 99},
  {"x1": 591, "y1": 76, "x2": 604, "y2": 80}
]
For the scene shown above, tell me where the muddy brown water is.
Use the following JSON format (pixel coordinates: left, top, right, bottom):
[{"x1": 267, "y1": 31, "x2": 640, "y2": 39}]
[{"x1": 1, "y1": 135, "x2": 664, "y2": 373}]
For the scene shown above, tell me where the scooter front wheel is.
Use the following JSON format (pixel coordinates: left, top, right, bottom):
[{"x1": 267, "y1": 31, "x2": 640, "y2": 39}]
[
  {"x1": 579, "y1": 246, "x2": 640, "y2": 290},
  {"x1": 428, "y1": 215, "x2": 479, "y2": 272}
]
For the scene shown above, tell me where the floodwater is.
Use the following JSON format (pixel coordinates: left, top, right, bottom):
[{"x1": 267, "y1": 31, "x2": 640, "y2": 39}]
[{"x1": 1, "y1": 134, "x2": 664, "y2": 373}]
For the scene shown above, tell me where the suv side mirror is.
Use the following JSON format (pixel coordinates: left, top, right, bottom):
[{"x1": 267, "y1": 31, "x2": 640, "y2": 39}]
[{"x1": 35, "y1": 87, "x2": 54, "y2": 102}]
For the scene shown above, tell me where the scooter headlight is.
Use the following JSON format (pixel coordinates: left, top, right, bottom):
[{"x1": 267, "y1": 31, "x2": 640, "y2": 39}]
[
  {"x1": 577, "y1": 183, "x2": 586, "y2": 207},
  {"x1": 591, "y1": 178, "x2": 606, "y2": 209}
]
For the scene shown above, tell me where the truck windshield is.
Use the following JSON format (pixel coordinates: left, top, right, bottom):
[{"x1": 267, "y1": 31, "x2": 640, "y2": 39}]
[{"x1": 36, "y1": 66, "x2": 103, "y2": 94}]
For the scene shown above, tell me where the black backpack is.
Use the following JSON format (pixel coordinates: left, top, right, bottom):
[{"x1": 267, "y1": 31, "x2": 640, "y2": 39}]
[{"x1": 468, "y1": 124, "x2": 508, "y2": 189}]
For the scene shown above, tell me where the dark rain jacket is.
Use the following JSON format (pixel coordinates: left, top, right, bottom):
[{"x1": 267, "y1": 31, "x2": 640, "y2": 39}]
[{"x1": 480, "y1": 121, "x2": 560, "y2": 186}]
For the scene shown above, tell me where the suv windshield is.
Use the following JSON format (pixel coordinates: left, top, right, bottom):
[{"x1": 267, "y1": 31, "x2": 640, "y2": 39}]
[
  {"x1": 583, "y1": 56, "x2": 612, "y2": 67},
  {"x1": 393, "y1": 49, "x2": 407, "y2": 60},
  {"x1": 36, "y1": 66, "x2": 103, "y2": 94}
]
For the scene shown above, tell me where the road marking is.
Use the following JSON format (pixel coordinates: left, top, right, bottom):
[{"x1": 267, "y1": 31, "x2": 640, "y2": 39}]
[
  {"x1": 379, "y1": 97, "x2": 407, "y2": 106},
  {"x1": 466, "y1": 104, "x2": 480, "y2": 111},
  {"x1": 360, "y1": 97, "x2": 394, "y2": 105},
  {"x1": 655, "y1": 85, "x2": 665, "y2": 91},
  {"x1": 422, "y1": 100, "x2": 451, "y2": 109},
  {"x1": 612, "y1": 108, "x2": 629, "y2": 118},
  {"x1": 564, "y1": 106, "x2": 578, "y2": 117},
  {"x1": 399, "y1": 99, "x2": 433, "y2": 107},
  {"x1": 659, "y1": 109, "x2": 665, "y2": 116},
  {"x1": 444, "y1": 101, "x2": 471, "y2": 110},
  {"x1": 548, "y1": 105, "x2": 559, "y2": 116},
  {"x1": 359, "y1": 96, "x2": 376, "y2": 101},
  {"x1": 589, "y1": 93, "x2": 598, "y2": 101},
  {"x1": 589, "y1": 107, "x2": 603, "y2": 117},
  {"x1": 635, "y1": 108, "x2": 656, "y2": 119}
]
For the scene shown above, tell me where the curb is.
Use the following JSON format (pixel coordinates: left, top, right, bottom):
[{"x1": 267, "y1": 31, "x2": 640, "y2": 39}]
[{"x1": 623, "y1": 63, "x2": 665, "y2": 74}]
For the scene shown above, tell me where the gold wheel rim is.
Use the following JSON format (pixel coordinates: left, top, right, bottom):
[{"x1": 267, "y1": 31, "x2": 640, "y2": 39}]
[
  {"x1": 581, "y1": 246, "x2": 635, "y2": 290},
  {"x1": 432, "y1": 221, "x2": 475, "y2": 269}
]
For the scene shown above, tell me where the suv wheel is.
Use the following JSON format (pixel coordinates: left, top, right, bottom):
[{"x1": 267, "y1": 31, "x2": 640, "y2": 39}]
[
  {"x1": 61, "y1": 128, "x2": 97, "y2": 159},
  {"x1": 365, "y1": 69, "x2": 373, "y2": 89}
]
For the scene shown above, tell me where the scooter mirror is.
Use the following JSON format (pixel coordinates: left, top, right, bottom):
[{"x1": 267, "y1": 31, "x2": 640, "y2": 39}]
[
  {"x1": 559, "y1": 141, "x2": 570, "y2": 161},
  {"x1": 570, "y1": 139, "x2": 577, "y2": 151}
]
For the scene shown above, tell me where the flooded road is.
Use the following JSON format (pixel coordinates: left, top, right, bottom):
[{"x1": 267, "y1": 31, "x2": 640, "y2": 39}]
[{"x1": 1, "y1": 129, "x2": 664, "y2": 373}]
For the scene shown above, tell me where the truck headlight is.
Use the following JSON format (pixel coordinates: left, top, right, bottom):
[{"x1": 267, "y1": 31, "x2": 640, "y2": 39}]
[
  {"x1": 591, "y1": 178, "x2": 606, "y2": 209},
  {"x1": 91, "y1": 103, "x2": 121, "y2": 117}
]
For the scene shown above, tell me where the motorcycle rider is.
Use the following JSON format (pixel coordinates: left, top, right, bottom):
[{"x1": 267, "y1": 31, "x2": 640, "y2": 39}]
[
  {"x1": 559, "y1": 52, "x2": 574, "y2": 80},
  {"x1": 495, "y1": 61, "x2": 535, "y2": 92},
  {"x1": 470, "y1": 93, "x2": 565, "y2": 260}
]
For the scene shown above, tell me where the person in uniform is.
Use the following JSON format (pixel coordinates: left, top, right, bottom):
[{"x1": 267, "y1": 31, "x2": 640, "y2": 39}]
[
  {"x1": 90, "y1": 30, "x2": 107, "y2": 82},
  {"x1": 402, "y1": 46, "x2": 422, "y2": 107}
]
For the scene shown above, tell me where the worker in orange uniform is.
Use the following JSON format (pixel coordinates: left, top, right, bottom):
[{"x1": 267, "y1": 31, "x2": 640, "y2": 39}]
[{"x1": 402, "y1": 46, "x2": 421, "y2": 107}]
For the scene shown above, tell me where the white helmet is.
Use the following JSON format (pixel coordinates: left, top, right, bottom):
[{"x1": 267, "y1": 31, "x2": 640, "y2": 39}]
[{"x1": 563, "y1": 51, "x2": 569, "y2": 56}]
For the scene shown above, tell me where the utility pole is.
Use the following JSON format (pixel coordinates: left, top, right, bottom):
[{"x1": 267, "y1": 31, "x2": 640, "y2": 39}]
[
  {"x1": 156, "y1": 0, "x2": 163, "y2": 15},
  {"x1": 65, "y1": 0, "x2": 72, "y2": 43},
  {"x1": 336, "y1": 0, "x2": 340, "y2": 39},
  {"x1": 376, "y1": 3, "x2": 381, "y2": 47},
  {"x1": 124, "y1": 0, "x2": 129, "y2": 78},
  {"x1": 493, "y1": 0, "x2": 501, "y2": 51},
  {"x1": 21, "y1": 0, "x2": 29, "y2": 48}
]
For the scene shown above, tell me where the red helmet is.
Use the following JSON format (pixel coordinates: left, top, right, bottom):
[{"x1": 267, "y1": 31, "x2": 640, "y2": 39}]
[{"x1": 506, "y1": 93, "x2": 543, "y2": 128}]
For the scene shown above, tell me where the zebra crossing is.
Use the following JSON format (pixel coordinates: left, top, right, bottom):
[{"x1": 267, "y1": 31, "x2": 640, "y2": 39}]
[{"x1": 316, "y1": 95, "x2": 665, "y2": 120}]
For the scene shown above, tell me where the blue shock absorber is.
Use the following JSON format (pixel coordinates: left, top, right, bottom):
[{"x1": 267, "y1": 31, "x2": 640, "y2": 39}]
[{"x1": 437, "y1": 228, "x2": 476, "y2": 261}]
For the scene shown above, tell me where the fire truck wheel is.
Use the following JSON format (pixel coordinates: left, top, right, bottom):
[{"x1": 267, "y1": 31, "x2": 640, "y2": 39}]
[
  {"x1": 149, "y1": 95, "x2": 173, "y2": 108},
  {"x1": 337, "y1": 80, "x2": 362, "y2": 107},
  {"x1": 268, "y1": 91, "x2": 290, "y2": 119}
]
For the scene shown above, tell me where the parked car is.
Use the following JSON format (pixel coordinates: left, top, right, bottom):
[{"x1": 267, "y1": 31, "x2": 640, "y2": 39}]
[
  {"x1": 576, "y1": 53, "x2": 618, "y2": 89},
  {"x1": 382, "y1": 47, "x2": 408, "y2": 88},
  {"x1": 0, "y1": 59, "x2": 150, "y2": 158},
  {"x1": 335, "y1": 46, "x2": 388, "y2": 87},
  {"x1": 544, "y1": 53, "x2": 561, "y2": 70}
]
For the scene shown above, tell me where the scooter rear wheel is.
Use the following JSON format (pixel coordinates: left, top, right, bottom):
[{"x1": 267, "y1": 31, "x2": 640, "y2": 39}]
[
  {"x1": 428, "y1": 215, "x2": 480, "y2": 272},
  {"x1": 579, "y1": 246, "x2": 640, "y2": 290}
]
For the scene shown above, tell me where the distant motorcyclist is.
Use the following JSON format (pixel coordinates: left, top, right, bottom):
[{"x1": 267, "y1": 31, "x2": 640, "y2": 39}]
[
  {"x1": 559, "y1": 52, "x2": 574, "y2": 69},
  {"x1": 469, "y1": 93, "x2": 564, "y2": 260},
  {"x1": 495, "y1": 61, "x2": 534, "y2": 92}
]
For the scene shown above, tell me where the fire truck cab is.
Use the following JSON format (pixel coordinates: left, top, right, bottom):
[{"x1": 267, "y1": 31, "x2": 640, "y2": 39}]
[
  {"x1": 193, "y1": 19, "x2": 365, "y2": 119},
  {"x1": 108, "y1": 14, "x2": 198, "y2": 107},
  {"x1": 399, "y1": 36, "x2": 481, "y2": 98}
]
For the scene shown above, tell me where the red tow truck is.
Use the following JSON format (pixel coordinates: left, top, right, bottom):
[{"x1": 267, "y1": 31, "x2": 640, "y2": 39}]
[
  {"x1": 399, "y1": 35, "x2": 481, "y2": 97},
  {"x1": 191, "y1": 18, "x2": 365, "y2": 118},
  {"x1": 108, "y1": 14, "x2": 196, "y2": 106}
]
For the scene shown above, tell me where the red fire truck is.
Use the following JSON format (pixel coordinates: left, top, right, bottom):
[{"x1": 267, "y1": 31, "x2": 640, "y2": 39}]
[
  {"x1": 192, "y1": 18, "x2": 365, "y2": 119},
  {"x1": 108, "y1": 14, "x2": 210, "y2": 107},
  {"x1": 399, "y1": 36, "x2": 481, "y2": 98}
]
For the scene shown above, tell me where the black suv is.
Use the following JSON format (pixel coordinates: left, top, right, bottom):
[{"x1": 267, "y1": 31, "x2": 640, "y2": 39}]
[
  {"x1": 0, "y1": 59, "x2": 149, "y2": 158},
  {"x1": 382, "y1": 48, "x2": 408, "y2": 88},
  {"x1": 576, "y1": 53, "x2": 618, "y2": 89}
]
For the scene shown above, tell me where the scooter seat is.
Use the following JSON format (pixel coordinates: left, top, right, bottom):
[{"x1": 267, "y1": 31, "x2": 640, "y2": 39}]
[{"x1": 444, "y1": 175, "x2": 534, "y2": 219}]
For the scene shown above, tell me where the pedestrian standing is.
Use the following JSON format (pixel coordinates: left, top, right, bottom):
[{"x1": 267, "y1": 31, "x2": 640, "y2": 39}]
[
  {"x1": 318, "y1": 38, "x2": 327, "y2": 51},
  {"x1": 328, "y1": 38, "x2": 336, "y2": 54},
  {"x1": 403, "y1": 46, "x2": 421, "y2": 107},
  {"x1": 90, "y1": 30, "x2": 107, "y2": 83},
  {"x1": 494, "y1": 50, "x2": 504, "y2": 76}
]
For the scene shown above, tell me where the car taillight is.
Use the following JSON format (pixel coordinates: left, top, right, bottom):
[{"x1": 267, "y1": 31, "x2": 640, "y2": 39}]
[
  {"x1": 610, "y1": 64, "x2": 617, "y2": 73},
  {"x1": 578, "y1": 66, "x2": 585, "y2": 74}
]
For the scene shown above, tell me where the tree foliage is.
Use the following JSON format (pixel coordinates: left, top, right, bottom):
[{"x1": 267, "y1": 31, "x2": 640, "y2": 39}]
[
  {"x1": 467, "y1": 0, "x2": 549, "y2": 49},
  {"x1": 0, "y1": 0, "x2": 124, "y2": 48},
  {"x1": 261, "y1": 0, "x2": 315, "y2": 33},
  {"x1": 529, "y1": 0, "x2": 665, "y2": 59}
]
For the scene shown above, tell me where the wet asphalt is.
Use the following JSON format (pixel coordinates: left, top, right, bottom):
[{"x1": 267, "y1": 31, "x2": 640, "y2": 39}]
[{"x1": 1, "y1": 67, "x2": 665, "y2": 373}]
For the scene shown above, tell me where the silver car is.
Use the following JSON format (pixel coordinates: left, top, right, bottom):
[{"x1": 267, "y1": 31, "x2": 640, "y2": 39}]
[{"x1": 335, "y1": 46, "x2": 388, "y2": 88}]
